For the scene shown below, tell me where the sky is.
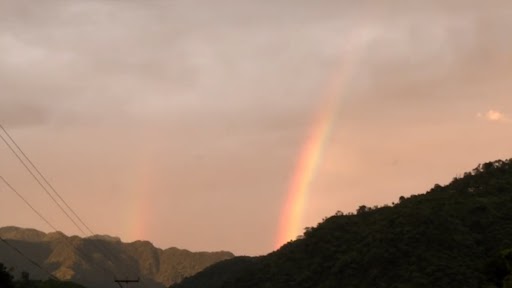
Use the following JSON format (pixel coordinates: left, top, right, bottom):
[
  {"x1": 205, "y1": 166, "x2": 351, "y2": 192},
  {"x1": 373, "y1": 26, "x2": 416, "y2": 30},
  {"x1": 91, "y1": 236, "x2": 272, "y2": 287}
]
[{"x1": 0, "y1": 0, "x2": 511, "y2": 256}]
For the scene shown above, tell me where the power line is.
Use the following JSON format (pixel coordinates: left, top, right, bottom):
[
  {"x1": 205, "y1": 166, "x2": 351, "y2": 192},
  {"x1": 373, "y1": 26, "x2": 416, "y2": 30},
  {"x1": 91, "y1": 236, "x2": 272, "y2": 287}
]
[
  {"x1": 0, "y1": 129, "x2": 87, "y2": 236},
  {"x1": 0, "y1": 176, "x2": 59, "y2": 232},
  {"x1": 0, "y1": 124, "x2": 96, "y2": 237},
  {"x1": 0, "y1": 176, "x2": 118, "y2": 279},
  {"x1": 0, "y1": 236, "x2": 59, "y2": 281},
  {"x1": 0, "y1": 124, "x2": 137, "y2": 280},
  {"x1": 0, "y1": 126, "x2": 113, "y2": 257}
]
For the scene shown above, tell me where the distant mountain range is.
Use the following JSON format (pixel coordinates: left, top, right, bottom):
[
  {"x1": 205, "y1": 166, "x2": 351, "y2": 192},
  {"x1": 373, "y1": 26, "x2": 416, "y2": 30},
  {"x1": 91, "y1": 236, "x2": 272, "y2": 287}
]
[
  {"x1": 0, "y1": 227, "x2": 234, "y2": 288},
  {"x1": 172, "y1": 159, "x2": 512, "y2": 288}
]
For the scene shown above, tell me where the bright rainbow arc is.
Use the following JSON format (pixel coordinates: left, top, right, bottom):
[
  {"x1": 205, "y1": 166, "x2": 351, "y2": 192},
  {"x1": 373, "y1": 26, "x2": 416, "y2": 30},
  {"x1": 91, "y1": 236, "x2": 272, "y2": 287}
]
[{"x1": 275, "y1": 30, "x2": 370, "y2": 249}]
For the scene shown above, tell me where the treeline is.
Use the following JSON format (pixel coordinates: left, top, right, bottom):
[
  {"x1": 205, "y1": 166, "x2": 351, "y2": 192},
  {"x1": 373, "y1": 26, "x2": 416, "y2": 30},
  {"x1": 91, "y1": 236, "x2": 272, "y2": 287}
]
[
  {"x1": 0, "y1": 263, "x2": 85, "y2": 288},
  {"x1": 172, "y1": 159, "x2": 512, "y2": 288}
]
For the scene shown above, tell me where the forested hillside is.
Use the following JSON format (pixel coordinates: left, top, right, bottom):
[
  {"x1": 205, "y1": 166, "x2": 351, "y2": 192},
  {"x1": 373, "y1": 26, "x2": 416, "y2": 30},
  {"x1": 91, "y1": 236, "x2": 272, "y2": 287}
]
[{"x1": 173, "y1": 159, "x2": 512, "y2": 288}]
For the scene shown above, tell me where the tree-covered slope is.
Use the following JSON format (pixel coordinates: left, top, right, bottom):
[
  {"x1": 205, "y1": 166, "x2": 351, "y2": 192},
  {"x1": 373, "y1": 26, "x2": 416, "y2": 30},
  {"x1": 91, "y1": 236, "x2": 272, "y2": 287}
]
[{"x1": 173, "y1": 159, "x2": 512, "y2": 288}]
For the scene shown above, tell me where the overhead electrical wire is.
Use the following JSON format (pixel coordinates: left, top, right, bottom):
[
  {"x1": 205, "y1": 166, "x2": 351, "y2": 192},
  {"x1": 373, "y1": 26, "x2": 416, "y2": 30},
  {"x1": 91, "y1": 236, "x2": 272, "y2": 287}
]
[
  {"x1": 0, "y1": 124, "x2": 98, "y2": 237},
  {"x1": 0, "y1": 124, "x2": 140, "y2": 283},
  {"x1": 0, "y1": 236, "x2": 59, "y2": 281},
  {"x1": 0, "y1": 129, "x2": 87, "y2": 236},
  {"x1": 0, "y1": 125, "x2": 107, "y2": 249},
  {"x1": 0, "y1": 176, "x2": 118, "y2": 279},
  {"x1": 0, "y1": 175, "x2": 59, "y2": 231}
]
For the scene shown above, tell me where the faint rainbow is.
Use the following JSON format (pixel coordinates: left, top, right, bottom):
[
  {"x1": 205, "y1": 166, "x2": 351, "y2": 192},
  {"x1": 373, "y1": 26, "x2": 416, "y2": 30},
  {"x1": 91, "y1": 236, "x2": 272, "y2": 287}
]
[
  {"x1": 127, "y1": 135, "x2": 156, "y2": 242},
  {"x1": 131, "y1": 159, "x2": 152, "y2": 241},
  {"x1": 275, "y1": 29, "x2": 370, "y2": 248}
]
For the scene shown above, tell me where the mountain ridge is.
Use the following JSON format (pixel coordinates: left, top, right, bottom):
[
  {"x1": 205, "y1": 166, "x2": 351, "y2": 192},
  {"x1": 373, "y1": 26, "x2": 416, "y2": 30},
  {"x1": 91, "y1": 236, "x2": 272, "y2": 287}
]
[{"x1": 0, "y1": 227, "x2": 234, "y2": 288}]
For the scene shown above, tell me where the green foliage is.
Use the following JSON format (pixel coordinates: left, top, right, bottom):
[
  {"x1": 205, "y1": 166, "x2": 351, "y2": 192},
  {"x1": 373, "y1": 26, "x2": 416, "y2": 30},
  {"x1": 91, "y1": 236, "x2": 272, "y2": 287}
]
[{"x1": 172, "y1": 159, "x2": 512, "y2": 288}]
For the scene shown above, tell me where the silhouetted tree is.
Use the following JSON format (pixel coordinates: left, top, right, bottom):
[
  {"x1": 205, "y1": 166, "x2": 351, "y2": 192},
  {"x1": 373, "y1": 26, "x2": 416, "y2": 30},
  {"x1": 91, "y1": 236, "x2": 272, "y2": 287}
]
[
  {"x1": 0, "y1": 263, "x2": 14, "y2": 288},
  {"x1": 356, "y1": 205, "x2": 368, "y2": 214}
]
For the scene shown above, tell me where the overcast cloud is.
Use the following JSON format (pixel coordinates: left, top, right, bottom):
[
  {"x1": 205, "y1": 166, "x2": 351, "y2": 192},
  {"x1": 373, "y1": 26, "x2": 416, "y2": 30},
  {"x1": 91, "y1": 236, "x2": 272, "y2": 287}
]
[{"x1": 1, "y1": 0, "x2": 511, "y2": 255}]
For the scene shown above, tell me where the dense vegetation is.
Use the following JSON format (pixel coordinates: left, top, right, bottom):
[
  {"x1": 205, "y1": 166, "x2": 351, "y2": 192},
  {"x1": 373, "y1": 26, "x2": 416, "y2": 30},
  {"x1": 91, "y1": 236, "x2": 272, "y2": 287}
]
[
  {"x1": 0, "y1": 263, "x2": 84, "y2": 288},
  {"x1": 0, "y1": 228, "x2": 233, "y2": 288},
  {"x1": 172, "y1": 159, "x2": 512, "y2": 288}
]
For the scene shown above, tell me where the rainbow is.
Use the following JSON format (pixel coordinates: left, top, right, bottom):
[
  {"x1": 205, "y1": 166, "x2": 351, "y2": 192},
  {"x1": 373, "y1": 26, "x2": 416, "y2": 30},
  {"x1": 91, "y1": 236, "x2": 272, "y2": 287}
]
[
  {"x1": 126, "y1": 138, "x2": 156, "y2": 242},
  {"x1": 275, "y1": 29, "x2": 370, "y2": 248}
]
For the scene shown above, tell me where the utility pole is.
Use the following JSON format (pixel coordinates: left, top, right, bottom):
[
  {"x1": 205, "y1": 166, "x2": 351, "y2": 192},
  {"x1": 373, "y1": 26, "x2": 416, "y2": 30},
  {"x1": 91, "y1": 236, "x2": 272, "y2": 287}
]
[{"x1": 114, "y1": 278, "x2": 140, "y2": 288}]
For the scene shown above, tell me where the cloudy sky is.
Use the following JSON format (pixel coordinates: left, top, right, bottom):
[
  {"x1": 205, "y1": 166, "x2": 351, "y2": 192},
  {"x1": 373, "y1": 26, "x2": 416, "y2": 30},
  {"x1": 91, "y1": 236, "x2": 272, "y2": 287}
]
[{"x1": 0, "y1": 0, "x2": 511, "y2": 255}]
